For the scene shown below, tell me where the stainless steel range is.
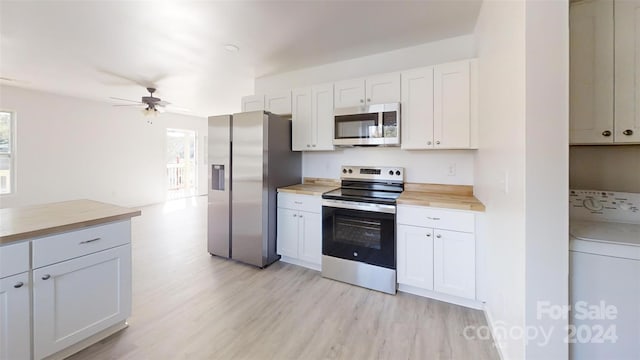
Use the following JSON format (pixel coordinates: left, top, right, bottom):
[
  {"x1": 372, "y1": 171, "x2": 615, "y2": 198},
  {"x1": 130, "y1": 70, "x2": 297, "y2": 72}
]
[{"x1": 321, "y1": 165, "x2": 404, "y2": 294}]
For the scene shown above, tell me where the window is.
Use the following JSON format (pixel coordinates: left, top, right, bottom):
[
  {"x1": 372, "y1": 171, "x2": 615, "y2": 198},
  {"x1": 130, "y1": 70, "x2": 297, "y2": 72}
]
[{"x1": 0, "y1": 111, "x2": 14, "y2": 194}]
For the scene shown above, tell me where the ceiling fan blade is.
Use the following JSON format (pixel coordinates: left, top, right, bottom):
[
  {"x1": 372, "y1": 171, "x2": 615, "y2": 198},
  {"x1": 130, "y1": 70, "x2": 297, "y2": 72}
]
[
  {"x1": 156, "y1": 100, "x2": 171, "y2": 106},
  {"x1": 113, "y1": 104, "x2": 145, "y2": 107},
  {"x1": 109, "y1": 97, "x2": 142, "y2": 104}
]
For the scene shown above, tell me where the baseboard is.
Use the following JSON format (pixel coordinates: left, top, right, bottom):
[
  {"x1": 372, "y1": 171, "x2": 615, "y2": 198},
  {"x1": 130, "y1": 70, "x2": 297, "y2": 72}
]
[
  {"x1": 397, "y1": 284, "x2": 483, "y2": 310},
  {"x1": 279, "y1": 256, "x2": 321, "y2": 272},
  {"x1": 43, "y1": 320, "x2": 128, "y2": 360},
  {"x1": 483, "y1": 306, "x2": 506, "y2": 360}
]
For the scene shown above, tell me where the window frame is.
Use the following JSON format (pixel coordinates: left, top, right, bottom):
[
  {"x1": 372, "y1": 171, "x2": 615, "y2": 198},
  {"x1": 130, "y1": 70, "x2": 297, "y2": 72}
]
[{"x1": 0, "y1": 110, "x2": 15, "y2": 195}]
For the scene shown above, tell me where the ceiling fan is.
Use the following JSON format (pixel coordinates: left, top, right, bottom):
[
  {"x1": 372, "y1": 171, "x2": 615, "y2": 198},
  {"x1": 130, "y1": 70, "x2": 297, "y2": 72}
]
[{"x1": 110, "y1": 87, "x2": 173, "y2": 115}]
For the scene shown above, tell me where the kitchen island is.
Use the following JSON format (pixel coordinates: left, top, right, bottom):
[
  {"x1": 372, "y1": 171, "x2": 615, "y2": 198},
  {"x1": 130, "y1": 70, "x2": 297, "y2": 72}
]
[{"x1": 0, "y1": 199, "x2": 141, "y2": 360}]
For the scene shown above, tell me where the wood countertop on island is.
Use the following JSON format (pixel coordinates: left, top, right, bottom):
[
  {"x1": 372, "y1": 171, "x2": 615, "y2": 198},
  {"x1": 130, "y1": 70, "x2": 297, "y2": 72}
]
[{"x1": 0, "y1": 199, "x2": 142, "y2": 245}]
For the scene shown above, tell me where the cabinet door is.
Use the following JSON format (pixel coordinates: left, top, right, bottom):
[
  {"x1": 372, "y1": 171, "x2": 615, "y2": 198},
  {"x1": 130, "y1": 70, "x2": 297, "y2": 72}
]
[
  {"x1": 276, "y1": 208, "x2": 299, "y2": 258},
  {"x1": 569, "y1": 0, "x2": 614, "y2": 144},
  {"x1": 292, "y1": 88, "x2": 312, "y2": 151},
  {"x1": 0, "y1": 272, "x2": 30, "y2": 360},
  {"x1": 434, "y1": 61, "x2": 471, "y2": 148},
  {"x1": 434, "y1": 229, "x2": 475, "y2": 299},
  {"x1": 241, "y1": 95, "x2": 265, "y2": 112},
  {"x1": 33, "y1": 244, "x2": 132, "y2": 360},
  {"x1": 397, "y1": 225, "x2": 434, "y2": 290},
  {"x1": 401, "y1": 67, "x2": 435, "y2": 149},
  {"x1": 614, "y1": 0, "x2": 640, "y2": 143},
  {"x1": 265, "y1": 91, "x2": 292, "y2": 115},
  {"x1": 334, "y1": 78, "x2": 365, "y2": 108},
  {"x1": 365, "y1": 73, "x2": 401, "y2": 104},
  {"x1": 312, "y1": 83, "x2": 335, "y2": 151},
  {"x1": 298, "y1": 211, "x2": 322, "y2": 266}
]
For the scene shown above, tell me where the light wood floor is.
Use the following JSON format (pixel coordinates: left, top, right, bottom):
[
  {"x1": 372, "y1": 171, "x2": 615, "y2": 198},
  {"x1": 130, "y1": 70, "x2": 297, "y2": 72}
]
[{"x1": 69, "y1": 196, "x2": 499, "y2": 360}]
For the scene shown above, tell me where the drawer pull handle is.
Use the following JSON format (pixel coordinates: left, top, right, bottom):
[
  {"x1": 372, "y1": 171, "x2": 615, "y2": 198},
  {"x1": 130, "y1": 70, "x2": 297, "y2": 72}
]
[
  {"x1": 80, "y1": 237, "x2": 101, "y2": 244},
  {"x1": 294, "y1": 201, "x2": 303, "y2": 204},
  {"x1": 41, "y1": 274, "x2": 51, "y2": 280},
  {"x1": 426, "y1": 217, "x2": 441, "y2": 220},
  {"x1": 436, "y1": 234, "x2": 442, "y2": 239},
  {"x1": 14, "y1": 282, "x2": 24, "y2": 288},
  {"x1": 426, "y1": 233, "x2": 432, "y2": 237}
]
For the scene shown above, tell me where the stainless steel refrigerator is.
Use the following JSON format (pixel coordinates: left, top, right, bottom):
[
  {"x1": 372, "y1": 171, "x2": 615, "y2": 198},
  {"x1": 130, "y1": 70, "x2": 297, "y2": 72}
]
[{"x1": 207, "y1": 111, "x2": 301, "y2": 268}]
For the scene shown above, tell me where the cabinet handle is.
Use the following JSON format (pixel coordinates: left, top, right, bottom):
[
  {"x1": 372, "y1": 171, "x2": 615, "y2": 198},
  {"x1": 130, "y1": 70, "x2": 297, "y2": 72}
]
[
  {"x1": 42, "y1": 274, "x2": 51, "y2": 280},
  {"x1": 367, "y1": 98, "x2": 371, "y2": 102},
  {"x1": 426, "y1": 217, "x2": 440, "y2": 220},
  {"x1": 294, "y1": 201, "x2": 303, "y2": 204},
  {"x1": 435, "y1": 141, "x2": 441, "y2": 145},
  {"x1": 602, "y1": 130, "x2": 612, "y2": 137},
  {"x1": 14, "y1": 282, "x2": 24, "y2": 288},
  {"x1": 360, "y1": 99, "x2": 364, "y2": 103},
  {"x1": 623, "y1": 129, "x2": 634, "y2": 136},
  {"x1": 293, "y1": 214, "x2": 297, "y2": 217},
  {"x1": 312, "y1": 144, "x2": 316, "y2": 147},
  {"x1": 426, "y1": 233, "x2": 432, "y2": 237},
  {"x1": 306, "y1": 144, "x2": 311, "y2": 148},
  {"x1": 299, "y1": 215, "x2": 303, "y2": 218},
  {"x1": 80, "y1": 237, "x2": 101, "y2": 244},
  {"x1": 436, "y1": 234, "x2": 442, "y2": 239},
  {"x1": 427, "y1": 141, "x2": 432, "y2": 145}
]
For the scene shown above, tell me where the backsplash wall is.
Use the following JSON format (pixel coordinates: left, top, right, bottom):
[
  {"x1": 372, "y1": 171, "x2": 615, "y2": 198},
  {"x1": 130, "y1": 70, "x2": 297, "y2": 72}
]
[
  {"x1": 303, "y1": 148, "x2": 475, "y2": 184},
  {"x1": 569, "y1": 145, "x2": 640, "y2": 193}
]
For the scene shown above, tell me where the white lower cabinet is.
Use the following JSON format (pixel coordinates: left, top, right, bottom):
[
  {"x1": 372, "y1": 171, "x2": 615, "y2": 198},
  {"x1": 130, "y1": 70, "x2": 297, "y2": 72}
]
[
  {"x1": 0, "y1": 272, "x2": 31, "y2": 360},
  {"x1": 433, "y1": 229, "x2": 475, "y2": 299},
  {"x1": 397, "y1": 225, "x2": 434, "y2": 290},
  {"x1": 397, "y1": 205, "x2": 477, "y2": 307},
  {"x1": 277, "y1": 193, "x2": 322, "y2": 270},
  {"x1": 33, "y1": 244, "x2": 132, "y2": 359}
]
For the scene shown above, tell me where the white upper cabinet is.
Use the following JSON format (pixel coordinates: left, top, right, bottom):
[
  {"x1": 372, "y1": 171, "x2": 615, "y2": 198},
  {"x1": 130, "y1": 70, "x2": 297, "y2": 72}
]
[
  {"x1": 570, "y1": 0, "x2": 640, "y2": 144},
  {"x1": 334, "y1": 73, "x2": 400, "y2": 108},
  {"x1": 292, "y1": 88, "x2": 312, "y2": 151},
  {"x1": 570, "y1": 0, "x2": 614, "y2": 144},
  {"x1": 291, "y1": 84, "x2": 334, "y2": 151},
  {"x1": 241, "y1": 95, "x2": 265, "y2": 112},
  {"x1": 265, "y1": 90, "x2": 292, "y2": 115},
  {"x1": 614, "y1": 0, "x2": 640, "y2": 143},
  {"x1": 401, "y1": 60, "x2": 476, "y2": 149}
]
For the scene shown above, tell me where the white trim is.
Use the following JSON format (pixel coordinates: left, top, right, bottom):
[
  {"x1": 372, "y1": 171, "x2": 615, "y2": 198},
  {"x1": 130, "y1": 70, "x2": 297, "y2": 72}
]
[
  {"x1": 482, "y1": 306, "x2": 506, "y2": 360},
  {"x1": 397, "y1": 283, "x2": 483, "y2": 310}
]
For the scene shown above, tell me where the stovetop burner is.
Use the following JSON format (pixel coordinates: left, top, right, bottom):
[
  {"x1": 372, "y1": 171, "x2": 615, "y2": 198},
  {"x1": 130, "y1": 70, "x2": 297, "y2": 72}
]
[{"x1": 322, "y1": 166, "x2": 404, "y2": 205}]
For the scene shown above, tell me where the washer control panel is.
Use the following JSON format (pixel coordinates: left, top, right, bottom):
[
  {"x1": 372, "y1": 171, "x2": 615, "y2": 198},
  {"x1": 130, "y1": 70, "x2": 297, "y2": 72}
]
[{"x1": 570, "y1": 189, "x2": 640, "y2": 224}]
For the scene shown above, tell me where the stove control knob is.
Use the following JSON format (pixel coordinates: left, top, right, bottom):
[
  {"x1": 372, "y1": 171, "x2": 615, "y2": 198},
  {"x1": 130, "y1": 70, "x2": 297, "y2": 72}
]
[
  {"x1": 395, "y1": 170, "x2": 401, "y2": 176},
  {"x1": 388, "y1": 170, "x2": 394, "y2": 175},
  {"x1": 342, "y1": 169, "x2": 347, "y2": 174},
  {"x1": 348, "y1": 169, "x2": 353, "y2": 174},
  {"x1": 583, "y1": 198, "x2": 603, "y2": 211}
]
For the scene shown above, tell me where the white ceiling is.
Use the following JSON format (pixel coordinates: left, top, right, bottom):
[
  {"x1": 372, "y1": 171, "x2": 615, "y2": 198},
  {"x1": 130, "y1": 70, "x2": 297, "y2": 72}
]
[{"x1": 0, "y1": 1, "x2": 482, "y2": 117}]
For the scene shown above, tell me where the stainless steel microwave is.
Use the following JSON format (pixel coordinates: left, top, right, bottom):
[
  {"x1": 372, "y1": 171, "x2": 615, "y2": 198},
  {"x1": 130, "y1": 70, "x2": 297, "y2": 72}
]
[{"x1": 333, "y1": 103, "x2": 400, "y2": 146}]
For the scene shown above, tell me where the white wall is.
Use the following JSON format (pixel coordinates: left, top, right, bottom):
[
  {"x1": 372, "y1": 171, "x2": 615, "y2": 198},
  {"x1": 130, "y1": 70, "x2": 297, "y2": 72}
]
[
  {"x1": 255, "y1": 35, "x2": 477, "y2": 184},
  {"x1": 474, "y1": 1, "x2": 570, "y2": 359},
  {"x1": 524, "y1": 1, "x2": 569, "y2": 359},
  {"x1": 0, "y1": 85, "x2": 207, "y2": 208},
  {"x1": 570, "y1": 145, "x2": 640, "y2": 193},
  {"x1": 474, "y1": 1, "x2": 527, "y2": 358}
]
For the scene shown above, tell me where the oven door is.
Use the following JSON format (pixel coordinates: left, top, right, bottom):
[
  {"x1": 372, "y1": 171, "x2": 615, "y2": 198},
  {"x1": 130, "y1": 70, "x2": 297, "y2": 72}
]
[{"x1": 322, "y1": 200, "x2": 396, "y2": 269}]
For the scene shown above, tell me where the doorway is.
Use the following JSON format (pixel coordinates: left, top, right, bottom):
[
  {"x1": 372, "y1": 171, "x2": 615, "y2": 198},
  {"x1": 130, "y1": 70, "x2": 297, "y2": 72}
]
[{"x1": 166, "y1": 128, "x2": 197, "y2": 200}]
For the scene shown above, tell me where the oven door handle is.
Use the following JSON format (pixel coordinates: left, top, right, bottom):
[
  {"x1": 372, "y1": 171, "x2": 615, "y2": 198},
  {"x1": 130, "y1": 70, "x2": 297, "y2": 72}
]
[{"x1": 322, "y1": 199, "x2": 396, "y2": 214}]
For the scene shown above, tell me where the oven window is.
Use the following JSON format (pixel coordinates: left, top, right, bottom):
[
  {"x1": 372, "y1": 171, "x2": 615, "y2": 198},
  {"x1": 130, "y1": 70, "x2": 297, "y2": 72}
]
[
  {"x1": 334, "y1": 217, "x2": 382, "y2": 249},
  {"x1": 335, "y1": 113, "x2": 380, "y2": 139}
]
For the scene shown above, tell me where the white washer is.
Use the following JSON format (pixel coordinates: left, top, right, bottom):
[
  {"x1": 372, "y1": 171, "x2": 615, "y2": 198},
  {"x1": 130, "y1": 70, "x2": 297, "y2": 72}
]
[{"x1": 569, "y1": 189, "x2": 640, "y2": 360}]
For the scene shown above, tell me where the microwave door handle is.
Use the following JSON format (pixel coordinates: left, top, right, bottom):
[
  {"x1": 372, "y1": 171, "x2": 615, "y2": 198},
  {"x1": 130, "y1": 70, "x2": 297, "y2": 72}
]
[{"x1": 378, "y1": 112, "x2": 383, "y2": 138}]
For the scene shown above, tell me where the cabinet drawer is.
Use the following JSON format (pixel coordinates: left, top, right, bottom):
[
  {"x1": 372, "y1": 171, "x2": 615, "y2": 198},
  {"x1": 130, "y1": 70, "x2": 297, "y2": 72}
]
[
  {"x1": 397, "y1": 205, "x2": 475, "y2": 233},
  {"x1": 0, "y1": 241, "x2": 29, "y2": 278},
  {"x1": 277, "y1": 192, "x2": 321, "y2": 213},
  {"x1": 33, "y1": 221, "x2": 131, "y2": 268}
]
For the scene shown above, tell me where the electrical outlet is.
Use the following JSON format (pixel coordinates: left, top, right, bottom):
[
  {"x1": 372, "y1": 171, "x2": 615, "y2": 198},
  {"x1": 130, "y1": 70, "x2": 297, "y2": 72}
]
[{"x1": 447, "y1": 163, "x2": 456, "y2": 176}]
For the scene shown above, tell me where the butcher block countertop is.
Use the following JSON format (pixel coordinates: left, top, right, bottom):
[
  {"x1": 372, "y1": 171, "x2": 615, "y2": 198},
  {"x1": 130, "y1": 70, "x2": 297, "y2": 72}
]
[
  {"x1": 0, "y1": 199, "x2": 142, "y2": 245},
  {"x1": 397, "y1": 183, "x2": 486, "y2": 212},
  {"x1": 277, "y1": 178, "x2": 340, "y2": 196}
]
